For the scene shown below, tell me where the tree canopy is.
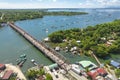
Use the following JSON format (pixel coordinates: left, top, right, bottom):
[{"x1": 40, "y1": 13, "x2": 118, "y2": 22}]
[
  {"x1": 48, "y1": 20, "x2": 120, "y2": 57},
  {"x1": 0, "y1": 9, "x2": 88, "y2": 23}
]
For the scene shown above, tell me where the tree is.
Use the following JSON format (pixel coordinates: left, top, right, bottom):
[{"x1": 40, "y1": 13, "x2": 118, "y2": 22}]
[
  {"x1": 38, "y1": 68, "x2": 45, "y2": 75},
  {"x1": 26, "y1": 70, "x2": 38, "y2": 80},
  {"x1": 45, "y1": 73, "x2": 53, "y2": 80},
  {"x1": 49, "y1": 32, "x2": 65, "y2": 43},
  {"x1": 92, "y1": 45, "x2": 109, "y2": 57},
  {"x1": 115, "y1": 69, "x2": 120, "y2": 77}
]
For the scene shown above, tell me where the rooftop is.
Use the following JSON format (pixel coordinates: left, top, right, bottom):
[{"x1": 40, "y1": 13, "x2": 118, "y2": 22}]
[
  {"x1": 79, "y1": 60, "x2": 97, "y2": 70},
  {"x1": 2, "y1": 70, "x2": 13, "y2": 80},
  {"x1": 110, "y1": 60, "x2": 120, "y2": 68},
  {"x1": 87, "y1": 68, "x2": 107, "y2": 80}
]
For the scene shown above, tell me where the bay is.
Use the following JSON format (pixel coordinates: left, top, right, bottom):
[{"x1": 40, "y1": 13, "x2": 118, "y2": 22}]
[{"x1": 0, "y1": 8, "x2": 120, "y2": 71}]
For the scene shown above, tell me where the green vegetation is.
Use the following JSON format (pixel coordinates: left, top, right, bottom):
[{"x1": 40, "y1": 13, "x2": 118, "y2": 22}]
[
  {"x1": 115, "y1": 69, "x2": 120, "y2": 77},
  {"x1": 48, "y1": 20, "x2": 120, "y2": 58},
  {"x1": 0, "y1": 9, "x2": 87, "y2": 23},
  {"x1": 45, "y1": 73, "x2": 53, "y2": 80},
  {"x1": 26, "y1": 68, "x2": 53, "y2": 80},
  {"x1": 9, "y1": 77, "x2": 16, "y2": 80}
]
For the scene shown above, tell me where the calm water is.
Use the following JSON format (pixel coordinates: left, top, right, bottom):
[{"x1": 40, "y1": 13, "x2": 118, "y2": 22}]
[{"x1": 0, "y1": 8, "x2": 120, "y2": 71}]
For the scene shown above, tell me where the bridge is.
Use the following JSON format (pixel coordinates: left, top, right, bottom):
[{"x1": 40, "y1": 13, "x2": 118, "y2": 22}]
[{"x1": 8, "y1": 22, "x2": 88, "y2": 80}]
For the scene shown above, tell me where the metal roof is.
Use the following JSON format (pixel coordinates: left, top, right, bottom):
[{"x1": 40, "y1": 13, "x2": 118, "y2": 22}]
[{"x1": 110, "y1": 60, "x2": 120, "y2": 68}]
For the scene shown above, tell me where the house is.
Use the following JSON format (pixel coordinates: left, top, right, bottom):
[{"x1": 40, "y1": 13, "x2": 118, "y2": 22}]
[
  {"x1": 2, "y1": 70, "x2": 13, "y2": 80},
  {"x1": 55, "y1": 47, "x2": 60, "y2": 51},
  {"x1": 44, "y1": 37, "x2": 50, "y2": 42},
  {"x1": 87, "y1": 68, "x2": 107, "y2": 80},
  {"x1": 110, "y1": 60, "x2": 120, "y2": 68},
  {"x1": 0, "y1": 64, "x2": 6, "y2": 70},
  {"x1": 79, "y1": 61, "x2": 98, "y2": 71}
]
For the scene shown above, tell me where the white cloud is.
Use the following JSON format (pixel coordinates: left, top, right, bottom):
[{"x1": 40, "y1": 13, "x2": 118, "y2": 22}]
[
  {"x1": 37, "y1": 0, "x2": 43, "y2": 2},
  {"x1": 53, "y1": 0, "x2": 57, "y2": 2},
  {"x1": 0, "y1": 2, "x2": 71, "y2": 9},
  {"x1": 78, "y1": 0, "x2": 120, "y2": 8},
  {"x1": 0, "y1": 0, "x2": 120, "y2": 8}
]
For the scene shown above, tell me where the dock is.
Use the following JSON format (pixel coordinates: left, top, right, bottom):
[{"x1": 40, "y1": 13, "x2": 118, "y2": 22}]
[{"x1": 8, "y1": 22, "x2": 88, "y2": 80}]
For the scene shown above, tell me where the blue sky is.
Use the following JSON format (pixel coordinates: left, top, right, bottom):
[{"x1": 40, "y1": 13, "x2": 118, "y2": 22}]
[{"x1": 0, "y1": 0, "x2": 120, "y2": 9}]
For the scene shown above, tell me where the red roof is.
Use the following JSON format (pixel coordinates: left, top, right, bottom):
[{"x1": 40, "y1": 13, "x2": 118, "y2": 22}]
[
  {"x1": 87, "y1": 68, "x2": 107, "y2": 80},
  {"x1": 0, "y1": 64, "x2": 5, "y2": 68},
  {"x1": 87, "y1": 70, "x2": 98, "y2": 80},
  {"x1": 2, "y1": 70, "x2": 13, "y2": 80},
  {"x1": 97, "y1": 68, "x2": 107, "y2": 75}
]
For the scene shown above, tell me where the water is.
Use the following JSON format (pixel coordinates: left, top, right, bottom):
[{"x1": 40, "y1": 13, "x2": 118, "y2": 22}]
[
  {"x1": 0, "y1": 8, "x2": 120, "y2": 71},
  {"x1": 0, "y1": 26, "x2": 53, "y2": 72},
  {"x1": 15, "y1": 8, "x2": 120, "y2": 62}
]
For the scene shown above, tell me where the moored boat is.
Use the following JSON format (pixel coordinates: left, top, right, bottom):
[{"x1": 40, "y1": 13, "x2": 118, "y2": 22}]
[
  {"x1": 16, "y1": 54, "x2": 27, "y2": 67},
  {"x1": 31, "y1": 59, "x2": 38, "y2": 66}
]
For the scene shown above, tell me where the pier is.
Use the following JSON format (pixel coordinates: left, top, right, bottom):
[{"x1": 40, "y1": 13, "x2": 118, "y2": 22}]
[{"x1": 8, "y1": 22, "x2": 88, "y2": 80}]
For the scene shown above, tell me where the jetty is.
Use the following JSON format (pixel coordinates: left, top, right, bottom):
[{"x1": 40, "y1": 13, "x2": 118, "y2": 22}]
[{"x1": 8, "y1": 22, "x2": 88, "y2": 80}]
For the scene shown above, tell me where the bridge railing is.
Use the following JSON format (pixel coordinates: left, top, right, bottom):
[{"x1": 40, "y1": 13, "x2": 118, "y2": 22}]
[{"x1": 9, "y1": 23, "x2": 70, "y2": 65}]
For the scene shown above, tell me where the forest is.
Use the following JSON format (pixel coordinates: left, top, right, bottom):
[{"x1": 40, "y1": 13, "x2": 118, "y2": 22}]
[
  {"x1": 48, "y1": 19, "x2": 120, "y2": 58},
  {"x1": 0, "y1": 9, "x2": 87, "y2": 23}
]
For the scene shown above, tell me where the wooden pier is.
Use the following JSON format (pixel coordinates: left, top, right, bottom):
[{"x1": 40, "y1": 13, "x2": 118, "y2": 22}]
[{"x1": 8, "y1": 22, "x2": 88, "y2": 80}]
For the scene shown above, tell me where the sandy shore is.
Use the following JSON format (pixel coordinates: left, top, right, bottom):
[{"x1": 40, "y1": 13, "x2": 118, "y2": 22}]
[{"x1": 5, "y1": 64, "x2": 26, "y2": 80}]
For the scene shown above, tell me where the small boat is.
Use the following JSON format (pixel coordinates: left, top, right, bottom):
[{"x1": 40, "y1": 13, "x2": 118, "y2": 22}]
[
  {"x1": 31, "y1": 59, "x2": 35, "y2": 63},
  {"x1": 16, "y1": 54, "x2": 27, "y2": 67},
  {"x1": 20, "y1": 54, "x2": 26, "y2": 58},
  {"x1": 17, "y1": 59, "x2": 22, "y2": 65},
  {"x1": 18, "y1": 58, "x2": 27, "y2": 67},
  {"x1": 31, "y1": 59, "x2": 38, "y2": 66}
]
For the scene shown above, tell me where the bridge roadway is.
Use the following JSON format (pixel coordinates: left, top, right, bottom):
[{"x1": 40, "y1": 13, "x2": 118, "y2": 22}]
[{"x1": 8, "y1": 22, "x2": 88, "y2": 80}]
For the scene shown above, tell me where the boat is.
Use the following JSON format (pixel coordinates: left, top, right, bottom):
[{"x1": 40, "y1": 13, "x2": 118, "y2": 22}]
[
  {"x1": 31, "y1": 59, "x2": 38, "y2": 66},
  {"x1": 16, "y1": 59, "x2": 22, "y2": 65},
  {"x1": 16, "y1": 54, "x2": 27, "y2": 67},
  {"x1": 18, "y1": 58, "x2": 27, "y2": 67},
  {"x1": 20, "y1": 54, "x2": 26, "y2": 58}
]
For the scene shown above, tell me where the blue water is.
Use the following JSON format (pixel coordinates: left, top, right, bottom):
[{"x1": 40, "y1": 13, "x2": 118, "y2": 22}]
[{"x1": 15, "y1": 8, "x2": 120, "y2": 63}]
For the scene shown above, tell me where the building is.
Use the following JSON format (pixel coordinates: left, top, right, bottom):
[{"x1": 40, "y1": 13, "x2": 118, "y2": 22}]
[
  {"x1": 55, "y1": 47, "x2": 60, "y2": 51},
  {"x1": 87, "y1": 68, "x2": 107, "y2": 80},
  {"x1": 110, "y1": 60, "x2": 120, "y2": 68},
  {"x1": 2, "y1": 70, "x2": 13, "y2": 80},
  {"x1": 79, "y1": 60, "x2": 98, "y2": 71},
  {"x1": 0, "y1": 64, "x2": 6, "y2": 70}
]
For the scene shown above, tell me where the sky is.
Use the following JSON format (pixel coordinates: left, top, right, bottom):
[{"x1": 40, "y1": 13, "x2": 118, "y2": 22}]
[{"x1": 0, "y1": 0, "x2": 120, "y2": 9}]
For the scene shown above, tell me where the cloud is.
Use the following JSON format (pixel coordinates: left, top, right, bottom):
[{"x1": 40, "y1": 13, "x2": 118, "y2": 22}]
[
  {"x1": 78, "y1": 0, "x2": 120, "y2": 8},
  {"x1": 52, "y1": 0, "x2": 57, "y2": 2},
  {"x1": 0, "y1": 0, "x2": 120, "y2": 8},
  {"x1": 37, "y1": 0, "x2": 43, "y2": 2}
]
